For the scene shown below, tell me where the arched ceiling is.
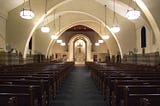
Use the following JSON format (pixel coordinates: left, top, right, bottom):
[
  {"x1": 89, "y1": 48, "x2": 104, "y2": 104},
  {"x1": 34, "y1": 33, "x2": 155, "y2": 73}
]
[{"x1": 4, "y1": 0, "x2": 160, "y2": 58}]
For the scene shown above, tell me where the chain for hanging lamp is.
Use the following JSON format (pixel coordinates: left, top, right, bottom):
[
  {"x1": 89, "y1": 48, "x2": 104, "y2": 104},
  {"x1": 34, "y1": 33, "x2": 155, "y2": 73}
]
[
  {"x1": 110, "y1": 0, "x2": 120, "y2": 33},
  {"x1": 103, "y1": 5, "x2": 110, "y2": 39}
]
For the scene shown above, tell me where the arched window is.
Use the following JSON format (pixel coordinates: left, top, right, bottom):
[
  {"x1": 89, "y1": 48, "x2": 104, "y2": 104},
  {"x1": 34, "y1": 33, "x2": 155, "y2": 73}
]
[
  {"x1": 141, "y1": 26, "x2": 146, "y2": 48},
  {"x1": 29, "y1": 37, "x2": 32, "y2": 50}
]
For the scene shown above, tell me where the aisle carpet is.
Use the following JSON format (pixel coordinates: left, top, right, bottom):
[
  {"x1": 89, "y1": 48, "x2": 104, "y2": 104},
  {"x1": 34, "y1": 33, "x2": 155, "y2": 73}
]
[{"x1": 50, "y1": 65, "x2": 106, "y2": 106}]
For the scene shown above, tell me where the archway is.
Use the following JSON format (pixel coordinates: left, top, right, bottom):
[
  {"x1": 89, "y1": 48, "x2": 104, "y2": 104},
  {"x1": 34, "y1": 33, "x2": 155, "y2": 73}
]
[
  {"x1": 68, "y1": 34, "x2": 92, "y2": 64},
  {"x1": 74, "y1": 39, "x2": 86, "y2": 64}
]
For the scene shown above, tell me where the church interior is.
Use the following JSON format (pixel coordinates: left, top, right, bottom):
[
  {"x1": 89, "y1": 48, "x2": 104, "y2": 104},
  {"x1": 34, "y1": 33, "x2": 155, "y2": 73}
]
[{"x1": 0, "y1": 0, "x2": 160, "y2": 106}]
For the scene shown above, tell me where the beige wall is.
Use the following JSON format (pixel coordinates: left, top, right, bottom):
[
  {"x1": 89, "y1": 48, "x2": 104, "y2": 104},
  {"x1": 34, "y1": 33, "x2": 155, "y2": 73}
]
[{"x1": 0, "y1": 14, "x2": 6, "y2": 51}]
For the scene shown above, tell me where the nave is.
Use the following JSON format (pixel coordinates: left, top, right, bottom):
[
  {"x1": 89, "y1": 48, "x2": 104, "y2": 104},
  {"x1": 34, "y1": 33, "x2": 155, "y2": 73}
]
[{"x1": 51, "y1": 65, "x2": 106, "y2": 106}]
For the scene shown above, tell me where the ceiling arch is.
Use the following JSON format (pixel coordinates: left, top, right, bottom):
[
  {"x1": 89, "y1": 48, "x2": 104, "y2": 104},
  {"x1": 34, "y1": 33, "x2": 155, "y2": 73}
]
[
  {"x1": 5, "y1": 0, "x2": 160, "y2": 59},
  {"x1": 27, "y1": 7, "x2": 125, "y2": 58},
  {"x1": 25, "y1": 0, "x2": 156, "y2": 58},
  {"x1": 46, "y1": 19, "x2": 120, "y2": 58}
]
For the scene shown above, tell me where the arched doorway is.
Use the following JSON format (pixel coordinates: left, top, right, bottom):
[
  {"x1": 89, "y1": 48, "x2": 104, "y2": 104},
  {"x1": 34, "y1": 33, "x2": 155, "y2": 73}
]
[
  {"x1": 74, "y1": 39, "x2": 86, "y2": 64},
  {"x1": 68, "y1": 34, "x2": 92, "y2": 64}
]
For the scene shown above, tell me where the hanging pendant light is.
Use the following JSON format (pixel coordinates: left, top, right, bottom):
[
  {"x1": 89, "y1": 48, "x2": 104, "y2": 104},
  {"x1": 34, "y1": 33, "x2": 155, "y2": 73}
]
[
  {"x1": 102, "y1": 5, "x2": 110, "y2": 40},
  {"x1": 110, "y1": 25, "x2": 120, "y2": 33},
  {"x1": 51, "y1": 10, "x2": 57, "y2": 39},
  {"x1": 126, "y1": 0, "x2": 140, "y2": 20},
  {"x1": 110, "y1": 0, "x2": 120, "y2": 33},
  {"x1": 61, "y1": 42, "x2": 66, "y2": 46},
  {"x1": 98, "y1": 40, "x2": 104, "y2": 44},
  {"x1": 41, "y1": 0, "x2": 50, "y2": 33},
  {"x1": 102, "y1": 34, "x2": 110, "y2": 40},
  {"x1": 20, "y1": 0, "x2": 35, "y2": 19},
  {"x1": 95, "y1": 42, "x2": 100, "y2": 46},
  {"x1": 41, "y1": 26, "x2": 50, "y2": 33},
  {"x1": 51, "y1": 34, "x2": 58, "y2": 40},
  {"x1": 126, "y1": 10, "x2": 140, "y2": 20},
  {"x1": 57, "y1": 40, "x2": 62, "y2": 43}
]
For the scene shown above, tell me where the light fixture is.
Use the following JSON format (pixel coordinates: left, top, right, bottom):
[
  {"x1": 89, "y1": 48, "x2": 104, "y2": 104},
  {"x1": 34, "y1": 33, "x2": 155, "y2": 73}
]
[
  {"x1": 41, "y1": 0, "x2": 50, "y2": 33},
  {"x1": 20, "y1": 0, "x2": 35, "y2": 19},
  {"x1": 95, "y1": 43, "x2": 100, "y2": 46},
  {"x1": 110, "y1": 25, "x2": 120, "y2": 33},
  {"x1": 51, "y1": 10, "x2": 57, "y2": 39},
  {"x1": 103, "y1": 5, "x2": 110, "y2": 40},
  {"x1": 102, "y1": 35, "x2": 110, "y2": 40},
  {"x1": 41, "y1": 26, "x2": 50, "y2": 33},
  {"x1": 51, "y1": 34, "x2": 57, "y2": 40},
  {"x1": 57, "y1": 40, "x2": 62, "y2": 43},
  {"x1": 126, "y1": 0, "x2": 140, "y2": 20},
  {"x1": 58, "y1": 15, "x2": 61, "y2": 34},
  {"x1": 98, "y1": 40, "x2": 104, "y2": 43},
  {"x1": 110, "y1": 0, "x2": 120, "y2": 33},
  {"x1": 61, "y1": 42, "x2": 66, "y2": 46}
]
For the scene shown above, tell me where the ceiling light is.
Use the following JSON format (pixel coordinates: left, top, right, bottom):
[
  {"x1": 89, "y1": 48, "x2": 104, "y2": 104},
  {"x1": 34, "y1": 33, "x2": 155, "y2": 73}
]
[
  {"x1": 20, "y1": 0, "x2": 34, "y2": 20},
  {"x1": 110, "y1": 0, "x2": 120, "y2": 33},
  {"x1": 51, "y1": 34, "x2": 57, "y2": 40},
  {"x1": 20, "y1": 9, "x2": 34, "y2": 19},
  {"x1": 126, "y1": 10, "x2": 140, "y2": 20},
  {"x1": 50, "y1": 11, "x2": 57, "y2": 40},
  {"x1": 61, "y1": 42, "x2": 66, "y2": 46},
  {"x1": 110, "y1": 25, "x2": 120, "y2": 33},
  {"x1": 41, "y1": 26, "x2": 50, "y2": 33},
  {"x1": 57, "y1": 40, "x2": 62, "y2": 43},
  {"x1": 102, "y1": 5, "x2": 110, "y2": 40},
  {"x1": 41, "y1": 0, "x2": 50, "y2": 33},
  {"x1": 95, "y1": 43, "x2": 100, "y2": 46},
  {"x1": 98, "y1": 40, "x2": 104, "y2": 43},
  {"x1": 102, "y1": 35, "x2": 110, "y2": 40}
]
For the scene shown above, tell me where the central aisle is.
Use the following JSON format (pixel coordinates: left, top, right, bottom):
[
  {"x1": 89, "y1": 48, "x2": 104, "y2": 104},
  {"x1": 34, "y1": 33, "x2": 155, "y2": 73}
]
[{"x1": 51, "y1": 65, "x2": 106, "y2": 106}]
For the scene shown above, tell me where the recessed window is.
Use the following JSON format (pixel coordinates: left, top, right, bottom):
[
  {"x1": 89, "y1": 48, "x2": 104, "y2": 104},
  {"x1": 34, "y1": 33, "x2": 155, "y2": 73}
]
[
  {"x1": 141, "y1": 26, "x2": 146, "y2": 48},
  {"x1": 29, "y1": 37, "x2": 32, "y2": 50}
]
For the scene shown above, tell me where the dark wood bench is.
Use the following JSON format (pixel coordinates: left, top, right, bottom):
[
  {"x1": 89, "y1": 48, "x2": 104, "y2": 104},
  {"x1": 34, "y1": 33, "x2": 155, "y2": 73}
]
[
  {"x1": 112, "y1": 85, "x2": 160, "y2": 106},
  {"x1": 0, "y1": 84, "x2": 43, "y2": 106},
  {"x1": 0, "y1": 62, "x2": 74, "y2": 106}
]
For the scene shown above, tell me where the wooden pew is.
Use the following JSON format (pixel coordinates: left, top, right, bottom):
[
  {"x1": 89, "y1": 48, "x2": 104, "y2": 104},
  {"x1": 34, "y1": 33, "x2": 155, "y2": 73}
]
[
  {"x1": 0, "y1": 84, "x2": 42, "y2": 106},
  {"x1": 0, "y1": 62, "x2": 74, "y2": 106},
  {"x1": 112, "y1": 85, "x2": 160, "y2": 106},
  {"x1": 88, "y1": 62, "x2": 160, "y2": 106}
]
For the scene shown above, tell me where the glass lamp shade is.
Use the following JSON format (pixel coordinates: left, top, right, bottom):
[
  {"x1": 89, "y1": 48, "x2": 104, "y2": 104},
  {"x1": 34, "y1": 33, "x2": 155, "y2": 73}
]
[
  {"x1": 102, "y1": 35, "x2": 110, "y2": 40},
  {"x1": 95, "y1": 43, "x2": 100, "y2": 46},
  {"x1": 61, "y1": 42, "x2": 66, "y2": 46},
  {"x1": 41, "y1": 26, "x2": 50, "y2": 33},
  {"x1": 20, "y1": 9, "x2": 35, "y2": 20},
  {"x1": 51, "y1": 34, "x2": 57, "y2": 40},
  {"x1": 98, "y1": 40, "x2": 104, "y2": 43},
  {"x1": 110, "y1": 25, "x2": 120, "y2": 33},
  {"x1": 126, "y1": 10, "x2": 140, "y2": 20},
  {"x1": 57, "y1": 40, "x2": 62, "y2": 43}
]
